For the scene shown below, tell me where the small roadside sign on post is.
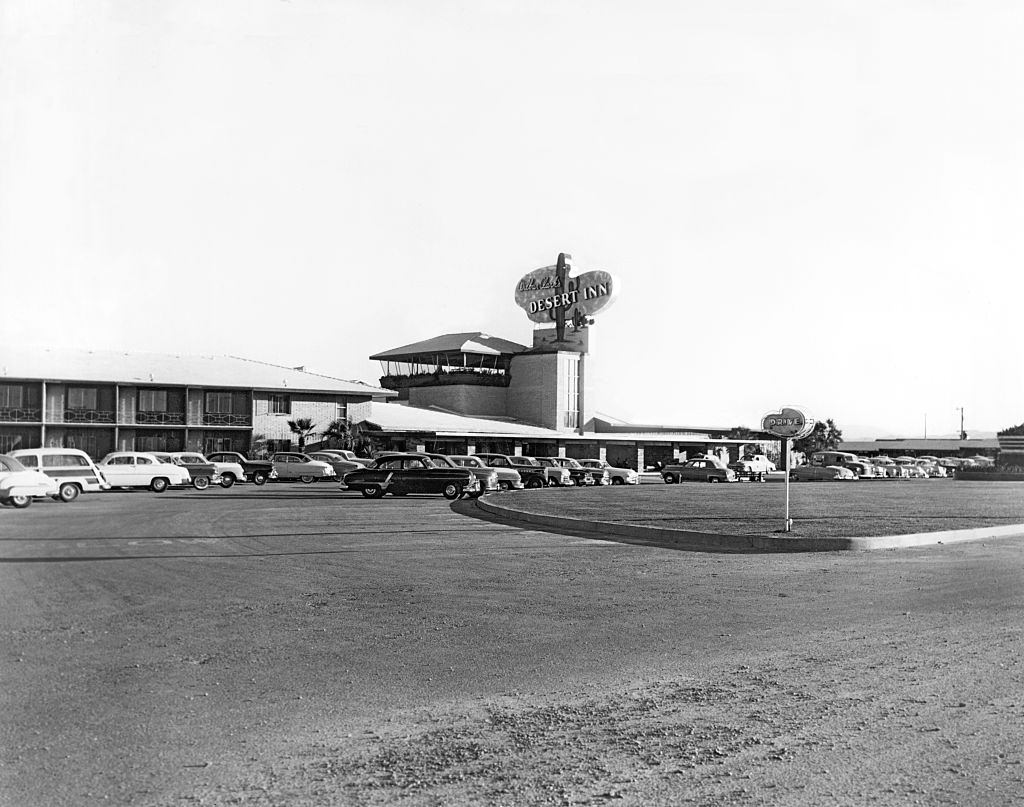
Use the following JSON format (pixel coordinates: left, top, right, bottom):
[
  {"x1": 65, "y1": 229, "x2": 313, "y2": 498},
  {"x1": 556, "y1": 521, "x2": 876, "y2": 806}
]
[{"x1": 761, "y1": 407, "x2": 816, "y2": 533}]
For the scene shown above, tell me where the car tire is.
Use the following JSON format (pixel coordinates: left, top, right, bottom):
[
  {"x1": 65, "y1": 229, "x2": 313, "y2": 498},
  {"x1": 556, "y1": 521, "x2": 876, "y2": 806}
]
[
  {"x1": 252, "y1": 472, "x2": 268, "y2": 486},
  {"x1": 790, "y1": 473, "x2": 799, "y2": 482},
  {"x1": 442, "y1": 482, "x2": 462, "y2": 500},
  {"x1": 525, "y1": 477, "x2": 543, "y2": 490},
  {"x1": 150, "y1": 477, "x2": 169, "y2": 493},
  {"x1": 662, "y1": 473, "x2": 677, "y2": 484},
  {"x1": 709, "y1": 477, "x2": 720, "y2": 483},
  {"x1": 299, "y1": 475, "x2": 315, "y2": 484},
  {"x1": 362, "y1": 484, "x2": 384, "y2": 499},
  {"x1": 611, "y1": 477, "x2": 624, "y2": 485},
  {"x1": 58, "y1": 483, "x2": 80, "y2": 502},
  {"x1": 220, "y1": 473, "x2": 236, "y2": 489},
  {"x1": 498, "y1": 480, "x2": 511, "y2": 492},
  {"x1": 6, "y1": 495, "x2": 32, "y2": 508},
  {"x1": 193, "y1": 476, "x2": 211, "y2": 490}
]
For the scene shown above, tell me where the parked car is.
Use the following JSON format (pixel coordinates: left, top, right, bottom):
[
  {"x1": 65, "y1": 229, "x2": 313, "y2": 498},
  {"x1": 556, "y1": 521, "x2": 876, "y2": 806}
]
[
  {"x1": 270, "y1": 452, "x2": 337, "y2": 483},
  {"x1": 0, "y1": 453, "x2": 59, "y2": 507},
  {"x1": 528, "y1": 457, "x2": 574, "y2": 486},
  {"x1": 424, "y1": 453, "x2": 498, "y2": 496},
  {"x1": 155, "y1": 452, "x2": 223, "y2": 490},
  {"x1": 894, "y1": 457, "x2": 929, "y2": 478},
  {"x1": 913, "y1": 457, "x2": 947, "y2": 477},
  {"x1": 790, "y1": 464, "x2": 857, "y2": 482},
  {"x1": 342, "y1": 453, "x2": 479, "y2": 499},
  {"x1": 448, "y1": 455, "x2": 524, "y2": 491},
  {"x1": 866, "y1": 456, "x2": 909, "y2": 478},
  {"x1": 97, "y1": 451, "x2": 192, "y2": 492},
  {"x1": 307, "y1": 451, "x2": 364, "y2": 479},
  {"x1": 578, "y1": 459, "x2": 638, "y2": 485},
  {"x1": 206, "y1": 451, "x2": 277, "y2": 485},
  {"x1": 9, "y1": 447, "x2": 111, "y2": 501},
  {"x1": 662, "y1": 457, "x2": 737, "y2": 483},
  {"x1": 734, "y1": 454, "x2": 777, "y2": 477},
  {"x1": 536, "y1": 456, "x2": 596, "y2": 486},
  {"x1": 844, "y1": 459, "x2": 879, "y2": 479},
  {"x1": 474, "y1": 453, "x2": 548, "y2": 489},
  {"x1": 316, "y1": 449, "x2": 370, "y2": 467}
]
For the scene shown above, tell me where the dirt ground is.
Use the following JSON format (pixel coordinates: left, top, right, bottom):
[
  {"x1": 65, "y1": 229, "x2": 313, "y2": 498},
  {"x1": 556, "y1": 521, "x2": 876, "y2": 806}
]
[{"x1": 1, "y1": 486, "x2": 1023, "y2": 806}]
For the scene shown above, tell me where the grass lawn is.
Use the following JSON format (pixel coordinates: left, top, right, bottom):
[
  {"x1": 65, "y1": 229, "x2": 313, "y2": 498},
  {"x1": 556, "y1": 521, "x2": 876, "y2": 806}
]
[{"x1": 495, "y1": 479, "x2": 1024, "y2": 538}]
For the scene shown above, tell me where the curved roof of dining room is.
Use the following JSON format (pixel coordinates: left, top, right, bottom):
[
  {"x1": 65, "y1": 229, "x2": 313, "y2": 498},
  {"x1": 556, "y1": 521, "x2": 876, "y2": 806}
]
[{"x1": 369, "y1": 332, "x2": 529, "y2": 362}]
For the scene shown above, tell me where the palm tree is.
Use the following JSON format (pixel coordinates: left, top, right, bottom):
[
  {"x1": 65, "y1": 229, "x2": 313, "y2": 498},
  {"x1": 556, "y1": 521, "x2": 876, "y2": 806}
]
[
  {"x1": 286, "y1": 418, "x2": 317, "y2": 451},
  {"x1": 322, "y1": 418, "x2": 352, "y2": 449}
]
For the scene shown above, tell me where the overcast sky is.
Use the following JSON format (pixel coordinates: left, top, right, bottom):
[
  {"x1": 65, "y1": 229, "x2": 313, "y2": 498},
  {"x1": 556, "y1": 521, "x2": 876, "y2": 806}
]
[{"x1": 2, "y1": 0, "x2": 1022, "y2": 439}]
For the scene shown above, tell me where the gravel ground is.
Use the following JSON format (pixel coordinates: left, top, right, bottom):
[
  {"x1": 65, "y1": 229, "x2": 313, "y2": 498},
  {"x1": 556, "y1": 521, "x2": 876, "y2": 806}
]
[
  {"x1": 1, "y1": 487, "x2": 1023, "y2": 806},
  {"x1": 489, "y1": 480, "x2": 1024, "y2": 537}
]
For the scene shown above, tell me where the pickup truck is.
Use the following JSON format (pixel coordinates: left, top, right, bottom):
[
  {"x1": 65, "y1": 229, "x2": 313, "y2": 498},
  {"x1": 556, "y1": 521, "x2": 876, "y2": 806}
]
[{"x1": 206, "y1": 451, "x2": 277, "y2": 485}]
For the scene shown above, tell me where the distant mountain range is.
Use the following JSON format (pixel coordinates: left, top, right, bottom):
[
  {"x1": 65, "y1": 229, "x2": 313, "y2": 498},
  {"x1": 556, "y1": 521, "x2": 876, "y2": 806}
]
[{"x1": 842, "y1": 427, "x2": 997, "y2": 441}]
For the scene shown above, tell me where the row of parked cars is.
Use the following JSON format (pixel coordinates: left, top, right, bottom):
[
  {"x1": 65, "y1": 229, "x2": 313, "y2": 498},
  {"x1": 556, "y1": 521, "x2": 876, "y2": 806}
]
[
  {"x1": 658, "y1": 450, "x2": 978, "y2": 483},
  {"x1": 0, "y1": 447, "x2": 645, "y2": 507}
]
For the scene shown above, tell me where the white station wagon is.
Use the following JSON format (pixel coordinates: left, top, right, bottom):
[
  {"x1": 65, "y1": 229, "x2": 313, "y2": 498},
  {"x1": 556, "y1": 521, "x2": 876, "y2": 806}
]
[{"x1": 97, "y1": 451, "x2": 192, "y2": 493}]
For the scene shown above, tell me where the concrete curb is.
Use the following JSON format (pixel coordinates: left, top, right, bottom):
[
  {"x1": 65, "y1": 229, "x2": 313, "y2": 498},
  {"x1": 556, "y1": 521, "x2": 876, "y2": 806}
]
[{"x1": 474, "y1": 496, "x2": 1024, "y2": 553}]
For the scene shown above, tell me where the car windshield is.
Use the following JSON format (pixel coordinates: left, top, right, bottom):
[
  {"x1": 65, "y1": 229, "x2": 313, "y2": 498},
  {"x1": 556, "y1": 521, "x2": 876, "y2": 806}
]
[
  {"x1": 509, "y1": 457, "x2": 539, "y2": 467},
  {"x1": 429, "y1": 456, "x2": 454, "y2": 467}
]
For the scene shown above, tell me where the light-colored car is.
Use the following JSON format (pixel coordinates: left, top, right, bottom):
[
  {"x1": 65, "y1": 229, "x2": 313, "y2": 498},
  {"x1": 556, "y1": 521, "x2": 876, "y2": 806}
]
[
  {"x1": 9, "y1": 447, "x2": 111, "y2": 501},
  {"x1": 316, "y1": 449, "x2": 370, "y2": 467},
  {"x1": 425, "y1": 453, "x2": 498, "y2": 496},
  {"x1": 894, "y1": 457, "x2": 929, "y2": 478},
  {"x1": 529, "y1": 457, "x2": 574, "y2": 486},
  {"x1": 578, "y1": 459, "x2": 638, "y2": 485},
  {"x1": 308, "y1": 451, "x2": 363, "y2": 479},
  {"x1": 662, "y1": 457, "x2": 737, "y2": 483},
  {"x1": 270, "y1": 452, "x2": 336, "y2": 483},
  {"x1": 97, "y1": 451, "x2": 192, "y2": 492},
  {"x1": 0, "y1": 453, "x2": 59, "y2": 508},
  {"x1": 790, "y1": 464, "x2": 857, "y2": 482},
  {"x1": 867, "y1": 456, "x2": 909, "y2": 478},
  {"x1": 448, "y1": 455, "x2": 524, "y2": 490}
]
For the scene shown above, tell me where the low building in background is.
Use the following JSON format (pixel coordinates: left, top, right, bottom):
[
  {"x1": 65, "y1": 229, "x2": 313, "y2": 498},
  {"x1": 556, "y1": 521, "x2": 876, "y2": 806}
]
[{"x1": 0, "y1": 347, "x2": 395, "y2": 457}]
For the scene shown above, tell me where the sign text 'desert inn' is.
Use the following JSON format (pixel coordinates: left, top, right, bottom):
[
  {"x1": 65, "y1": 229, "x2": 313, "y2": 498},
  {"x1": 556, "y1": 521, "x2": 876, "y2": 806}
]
[{"x1": 514, "y1": 255, "x2": 617, "y2": 326}]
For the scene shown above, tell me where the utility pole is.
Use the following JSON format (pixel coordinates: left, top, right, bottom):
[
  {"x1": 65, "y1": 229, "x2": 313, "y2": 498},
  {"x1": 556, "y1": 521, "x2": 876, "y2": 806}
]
[{"x1": 957, "y1": 407, "x2": 966, "y2": 440}]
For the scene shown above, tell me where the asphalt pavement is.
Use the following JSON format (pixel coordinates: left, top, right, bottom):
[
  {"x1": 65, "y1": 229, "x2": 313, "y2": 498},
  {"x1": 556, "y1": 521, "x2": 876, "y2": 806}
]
[{"x1": 1, "y1": 486, "x2": 1022, "y2": 806}]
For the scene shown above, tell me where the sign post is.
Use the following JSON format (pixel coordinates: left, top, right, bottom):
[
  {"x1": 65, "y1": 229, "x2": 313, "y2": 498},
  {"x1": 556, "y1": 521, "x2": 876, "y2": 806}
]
[{"x1": 761, "y1": 407, "x2": 815, "y2": 533}]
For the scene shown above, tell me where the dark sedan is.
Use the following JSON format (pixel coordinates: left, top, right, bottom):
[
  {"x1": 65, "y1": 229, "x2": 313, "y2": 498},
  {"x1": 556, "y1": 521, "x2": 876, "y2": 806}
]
[{"x1": 341, "y1": 453, "x2": 480, "y2": 499}]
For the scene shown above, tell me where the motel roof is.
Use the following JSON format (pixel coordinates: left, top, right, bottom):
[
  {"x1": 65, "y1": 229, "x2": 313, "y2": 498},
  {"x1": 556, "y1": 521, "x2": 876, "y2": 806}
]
[
  {"x1": 369, "y1": 332, "x2": 529, "y2": 362},
  {"x1": 0, "y1": 346, "x2": 395, "y2": 397}
]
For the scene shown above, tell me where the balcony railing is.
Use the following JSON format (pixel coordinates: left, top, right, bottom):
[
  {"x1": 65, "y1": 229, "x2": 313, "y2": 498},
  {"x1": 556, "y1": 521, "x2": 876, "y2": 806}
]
[
  {"x1": 136, "y1": 410, "x2": 186, "y2": 425},
  {"x1": 202, "y1": 413, "x2": 252, "y2": 427},
  {"x1": 61, "y1": 409, "x2": 116, "y2": 424},
  {"x1": 0, "y1": 407, "x2": 42, "y2": 422}
]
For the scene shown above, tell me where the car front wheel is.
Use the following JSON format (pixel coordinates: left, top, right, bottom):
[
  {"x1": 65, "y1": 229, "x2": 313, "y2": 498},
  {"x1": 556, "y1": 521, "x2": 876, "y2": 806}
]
[
  {"x1": 219, "y1": 473, "x2": 236, "y2": 489},
  {"x1": 662, "y1": 473, "x2": 677, "y2": 484},
  {"x1": 498, "y1": 480, "x2": 512, "y2": 491},
  {"x1": 299, "y1": 475, "x2": 315, "y2": 484},
  {"x1": 442, "y1": 483, "x2": 462, "y2": 500},
  {"x1": 5, "y1": 495, "x2": 31, "y2": 508},
  {"x1": 362, "y1": 484, "x2": 384, "y2": 499}
]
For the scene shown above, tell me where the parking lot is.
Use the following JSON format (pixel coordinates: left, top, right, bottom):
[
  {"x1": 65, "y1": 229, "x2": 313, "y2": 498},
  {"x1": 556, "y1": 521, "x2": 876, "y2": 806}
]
[{"x1": 2, "y1": 485, "x2": 1024, "y2": 806}]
